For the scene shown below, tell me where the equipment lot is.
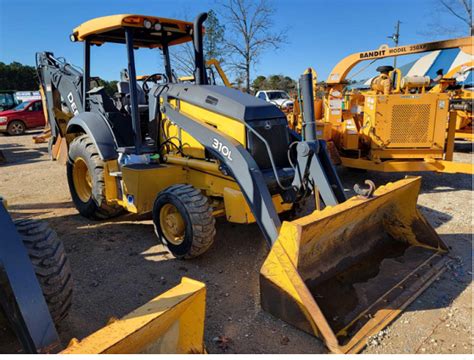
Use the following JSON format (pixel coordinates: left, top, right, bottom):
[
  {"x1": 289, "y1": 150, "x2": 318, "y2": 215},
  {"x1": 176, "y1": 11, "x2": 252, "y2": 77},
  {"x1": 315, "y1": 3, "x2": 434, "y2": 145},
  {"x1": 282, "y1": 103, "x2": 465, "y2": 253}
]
[{"x1": 0, "y1": 131, "x2": 472, "y2": 354}]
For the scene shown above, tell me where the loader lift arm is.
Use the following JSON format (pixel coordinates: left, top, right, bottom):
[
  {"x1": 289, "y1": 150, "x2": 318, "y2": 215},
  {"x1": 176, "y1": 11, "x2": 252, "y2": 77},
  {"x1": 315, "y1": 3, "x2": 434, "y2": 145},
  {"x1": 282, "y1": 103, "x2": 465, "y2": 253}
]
[{"x1": 162, "y1": 72, "x2": 345, "y2": 247}]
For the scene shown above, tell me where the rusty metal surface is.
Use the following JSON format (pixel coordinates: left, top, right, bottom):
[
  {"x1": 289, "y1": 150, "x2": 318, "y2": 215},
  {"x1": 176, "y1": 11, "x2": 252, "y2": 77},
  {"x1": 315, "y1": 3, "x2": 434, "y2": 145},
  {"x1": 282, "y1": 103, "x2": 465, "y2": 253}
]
[{"x1": 260, "y1": 177, "x2": 449, "y2": 353}]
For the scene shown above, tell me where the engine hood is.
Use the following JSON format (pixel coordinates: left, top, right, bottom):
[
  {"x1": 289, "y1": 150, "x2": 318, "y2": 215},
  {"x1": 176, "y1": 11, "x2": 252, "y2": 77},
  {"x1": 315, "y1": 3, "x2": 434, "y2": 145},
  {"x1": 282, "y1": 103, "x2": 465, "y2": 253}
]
[
  {"x1": 164, "y1": 84, "x2": 286, "y2": 122},
  {"x1": 0, "y1": 109, "x2": 21, "y2": 117}
]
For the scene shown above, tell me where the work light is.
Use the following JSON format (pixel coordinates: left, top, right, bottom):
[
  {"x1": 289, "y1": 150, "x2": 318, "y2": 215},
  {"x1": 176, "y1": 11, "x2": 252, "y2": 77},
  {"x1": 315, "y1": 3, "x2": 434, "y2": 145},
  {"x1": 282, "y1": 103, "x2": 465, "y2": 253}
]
[{"x1": 143, "y1": 19, "x2": 152, "y2": 29}]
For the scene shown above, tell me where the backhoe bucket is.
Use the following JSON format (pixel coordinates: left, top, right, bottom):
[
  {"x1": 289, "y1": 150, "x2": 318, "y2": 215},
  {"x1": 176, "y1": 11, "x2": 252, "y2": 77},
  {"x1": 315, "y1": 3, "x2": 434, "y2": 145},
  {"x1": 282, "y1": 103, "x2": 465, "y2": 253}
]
[
  {"x1": 62, "y1": 278, "x2": 206, "y2": 354},
  {"x1": 260, "y1": 177, "x2": 447, "y2": 354}
]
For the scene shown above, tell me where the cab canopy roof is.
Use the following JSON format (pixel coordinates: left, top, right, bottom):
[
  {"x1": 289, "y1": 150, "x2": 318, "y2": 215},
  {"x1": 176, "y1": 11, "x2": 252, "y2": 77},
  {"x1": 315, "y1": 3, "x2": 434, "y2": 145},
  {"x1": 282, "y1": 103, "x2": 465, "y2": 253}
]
[{"x1": 72, "y1": 14, "x2": 195, "y2": 48}]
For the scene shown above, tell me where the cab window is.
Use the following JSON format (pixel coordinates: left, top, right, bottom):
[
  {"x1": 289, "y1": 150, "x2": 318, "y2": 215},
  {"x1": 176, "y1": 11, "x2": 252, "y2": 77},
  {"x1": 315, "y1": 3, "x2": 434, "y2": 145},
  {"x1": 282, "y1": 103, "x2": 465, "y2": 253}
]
[
  {"x1": 31, "y1": 101, "x2": 43, "y2": 111},
  {"x1": 0, "y1": 93, "x2": 14, "y2": 107}
]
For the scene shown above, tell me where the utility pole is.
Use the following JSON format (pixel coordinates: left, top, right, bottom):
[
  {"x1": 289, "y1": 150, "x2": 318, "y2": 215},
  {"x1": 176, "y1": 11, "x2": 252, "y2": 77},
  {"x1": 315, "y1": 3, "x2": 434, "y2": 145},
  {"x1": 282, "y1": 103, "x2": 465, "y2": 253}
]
[{"x1": 387, "y1": 20, "x2": 401, "y2": 68}]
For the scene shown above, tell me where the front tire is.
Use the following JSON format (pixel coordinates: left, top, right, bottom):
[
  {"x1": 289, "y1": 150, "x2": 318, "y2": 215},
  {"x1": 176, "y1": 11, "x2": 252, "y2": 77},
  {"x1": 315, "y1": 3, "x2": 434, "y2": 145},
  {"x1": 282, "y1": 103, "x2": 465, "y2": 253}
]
[
  {"x1": 152, "y1": 184, "x2": 216, "y2": 259},
  {"x1": 67, "y1": 134, "x2": 122, "y2": 219}
]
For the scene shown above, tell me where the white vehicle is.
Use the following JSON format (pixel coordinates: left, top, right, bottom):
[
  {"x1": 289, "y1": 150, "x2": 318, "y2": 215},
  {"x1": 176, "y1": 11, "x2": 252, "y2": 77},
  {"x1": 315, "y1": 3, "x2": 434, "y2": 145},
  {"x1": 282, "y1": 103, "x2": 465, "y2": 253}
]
[
  {"x1": 255, "y1": 90, "x2": 293, "y2": 109},
  {"x1": 15, "y1": 91, "x2": 41, "y2": 102}
]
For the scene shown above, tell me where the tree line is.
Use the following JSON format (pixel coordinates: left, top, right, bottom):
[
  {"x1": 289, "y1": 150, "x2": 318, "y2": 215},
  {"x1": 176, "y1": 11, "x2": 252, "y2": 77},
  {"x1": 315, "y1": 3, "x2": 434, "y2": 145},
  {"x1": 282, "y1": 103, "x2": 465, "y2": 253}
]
[
  {"x1": 0, "y1": 61, "x2": 119, "y2": 97},
  {"x1": 0, "y1": 62, "x2": 37, "y2": 90}
]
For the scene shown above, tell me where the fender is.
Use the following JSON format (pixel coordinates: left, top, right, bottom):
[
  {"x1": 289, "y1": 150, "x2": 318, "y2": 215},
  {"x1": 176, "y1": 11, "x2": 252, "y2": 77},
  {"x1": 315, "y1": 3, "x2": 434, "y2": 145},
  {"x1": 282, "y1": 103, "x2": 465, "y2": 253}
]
[{"x1": 66, "y1": 112, "x2": 118, "y2": 160}]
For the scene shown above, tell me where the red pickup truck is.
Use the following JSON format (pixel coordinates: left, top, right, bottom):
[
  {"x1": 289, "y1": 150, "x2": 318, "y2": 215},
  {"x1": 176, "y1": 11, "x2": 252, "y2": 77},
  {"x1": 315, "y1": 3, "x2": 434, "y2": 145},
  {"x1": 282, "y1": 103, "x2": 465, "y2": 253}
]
[{"x1": 0, "y1": 100, "x2": 46, "y2": 135}]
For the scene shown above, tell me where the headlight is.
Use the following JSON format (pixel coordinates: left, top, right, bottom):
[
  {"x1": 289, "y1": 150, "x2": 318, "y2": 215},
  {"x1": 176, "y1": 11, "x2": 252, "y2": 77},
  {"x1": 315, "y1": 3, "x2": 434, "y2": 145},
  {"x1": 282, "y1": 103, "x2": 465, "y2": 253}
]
[
  {"x1": 0, "y1": 117, "x2": 8, "y2": 124},
  {"x1": 154, "y1": 22, "x2": 162, "y2": 31},
  {"x1": 143, "y1": 19, "x2": 152, "y2": 29}
]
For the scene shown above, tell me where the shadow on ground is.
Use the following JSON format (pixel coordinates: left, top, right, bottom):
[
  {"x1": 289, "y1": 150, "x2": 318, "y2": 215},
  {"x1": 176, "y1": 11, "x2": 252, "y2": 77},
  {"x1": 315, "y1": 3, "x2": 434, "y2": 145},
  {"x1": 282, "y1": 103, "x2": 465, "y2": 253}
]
[{"x1": 0, "y1": 142, "x2": 47, "y2": 167}]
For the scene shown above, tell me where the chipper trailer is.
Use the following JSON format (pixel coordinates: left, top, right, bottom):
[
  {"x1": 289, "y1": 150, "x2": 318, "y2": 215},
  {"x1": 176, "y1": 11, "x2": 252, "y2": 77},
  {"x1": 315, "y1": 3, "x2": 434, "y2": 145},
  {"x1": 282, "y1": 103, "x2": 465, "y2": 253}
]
[
  {"x1": 36, "y1": 12, "x2": 448, "y2": 353},
  {"x1": 288, "y1": 37, "x2": 473, "y2": 174}
]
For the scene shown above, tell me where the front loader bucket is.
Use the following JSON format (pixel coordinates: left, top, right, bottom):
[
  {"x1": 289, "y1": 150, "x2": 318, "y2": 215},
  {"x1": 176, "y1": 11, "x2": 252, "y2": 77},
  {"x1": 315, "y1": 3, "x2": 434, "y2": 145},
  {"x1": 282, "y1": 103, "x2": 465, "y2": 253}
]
[
  {"x1": 260, "y1": 177, "x2": 447, "y2": 354},
  {"x1": 62, "y1": 278, "x2": 206, "y2": 354}
]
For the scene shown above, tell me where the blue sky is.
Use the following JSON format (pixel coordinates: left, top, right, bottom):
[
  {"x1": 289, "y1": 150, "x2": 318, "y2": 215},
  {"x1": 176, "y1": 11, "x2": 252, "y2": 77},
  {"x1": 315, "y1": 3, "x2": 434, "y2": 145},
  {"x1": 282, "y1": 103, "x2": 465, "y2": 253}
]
[{"x1": 0, "y1": 0, "x2": 469, "y2": 82}]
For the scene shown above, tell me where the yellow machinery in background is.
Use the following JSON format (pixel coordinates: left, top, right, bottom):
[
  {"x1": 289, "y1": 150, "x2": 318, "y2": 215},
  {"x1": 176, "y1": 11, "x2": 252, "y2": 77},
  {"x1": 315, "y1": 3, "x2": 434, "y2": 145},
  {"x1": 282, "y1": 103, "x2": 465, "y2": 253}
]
[
  {"x1": 291, "y1": 37, "x2": 473, "y2": 174},
  {"x1": 36, "y1": 13, "x2": 449, "y2": 353},
  {"x1": 62, "y1": 278, "x2": 206, "y2": 354},
  {"x1": 431, "y1": 61, "x2": 473, "y2": 141},
  {"x1": 178, "y1": 58, "x2": 231, "y2": 87}
]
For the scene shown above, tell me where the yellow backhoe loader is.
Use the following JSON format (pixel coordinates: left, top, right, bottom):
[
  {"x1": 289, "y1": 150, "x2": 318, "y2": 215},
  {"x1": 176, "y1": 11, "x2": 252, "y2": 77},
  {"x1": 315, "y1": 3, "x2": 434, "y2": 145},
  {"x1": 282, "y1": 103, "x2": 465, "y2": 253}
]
[
  {"x1": 290, "y1": 37, "x2": 473, "y2": 174},
  {"x1": 0, "y1": 197, "x2": 206, "y2": 354},
  {"x1": 36, "y1": 12, "x2": 448, "y2": 353}
]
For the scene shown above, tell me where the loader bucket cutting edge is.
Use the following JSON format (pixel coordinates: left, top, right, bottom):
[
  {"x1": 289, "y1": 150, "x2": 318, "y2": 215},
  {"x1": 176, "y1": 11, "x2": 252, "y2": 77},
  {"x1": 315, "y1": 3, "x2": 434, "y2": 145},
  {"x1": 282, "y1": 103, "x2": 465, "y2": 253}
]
[{"x1": 260, "y1": 176, "x2": 448, "y2": 354}]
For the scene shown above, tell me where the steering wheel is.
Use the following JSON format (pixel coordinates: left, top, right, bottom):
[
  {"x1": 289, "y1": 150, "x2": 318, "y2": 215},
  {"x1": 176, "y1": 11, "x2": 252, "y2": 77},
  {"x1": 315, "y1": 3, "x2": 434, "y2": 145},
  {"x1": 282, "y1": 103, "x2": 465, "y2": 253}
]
[{"x1": 142, "y1": 73, "x2": 168, "y2": 94}]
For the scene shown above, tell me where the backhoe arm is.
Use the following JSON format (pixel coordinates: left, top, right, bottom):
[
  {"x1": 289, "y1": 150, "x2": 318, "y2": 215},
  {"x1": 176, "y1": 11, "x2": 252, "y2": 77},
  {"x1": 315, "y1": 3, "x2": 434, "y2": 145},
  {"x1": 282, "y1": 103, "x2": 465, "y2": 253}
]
[{"x1": 36, "y1": 52, "x2": 84, "y2": 138}]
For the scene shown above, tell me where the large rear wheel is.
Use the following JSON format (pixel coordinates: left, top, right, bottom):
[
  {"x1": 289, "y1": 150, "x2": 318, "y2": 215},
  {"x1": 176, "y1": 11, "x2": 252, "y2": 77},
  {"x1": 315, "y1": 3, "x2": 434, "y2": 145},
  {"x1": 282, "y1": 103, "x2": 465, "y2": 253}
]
[
  {"x1": 152, "y1": 184, "x2": 216, "y2": 259},
  {"x1": 67, "y1": 134, "x2": 122, "y2": 219}
]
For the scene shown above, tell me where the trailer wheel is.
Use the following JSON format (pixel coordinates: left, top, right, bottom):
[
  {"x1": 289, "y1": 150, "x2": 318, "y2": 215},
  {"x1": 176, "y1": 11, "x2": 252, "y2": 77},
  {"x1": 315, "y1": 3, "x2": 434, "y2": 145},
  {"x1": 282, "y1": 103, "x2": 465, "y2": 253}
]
[
  {"x1": 14, "y1": 219, "x2": 73, "y2": 325},
  {"x1": 67, "y1": 134, "x2": 122, "y2": 219},
  {"x1": 152, "y1": 184, "x2": 216, "y2": 259}
]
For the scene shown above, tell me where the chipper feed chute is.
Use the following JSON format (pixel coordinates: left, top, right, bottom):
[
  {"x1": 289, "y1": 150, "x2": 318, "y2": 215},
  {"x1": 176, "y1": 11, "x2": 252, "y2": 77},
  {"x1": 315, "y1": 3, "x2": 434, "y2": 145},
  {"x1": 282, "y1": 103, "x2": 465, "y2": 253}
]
[
  {"x1": 62, "y1": 278, "x2": 206, "y2": 354},
  {"x1": 260, "y1": 177, "x2": 448, "y2": 354}
]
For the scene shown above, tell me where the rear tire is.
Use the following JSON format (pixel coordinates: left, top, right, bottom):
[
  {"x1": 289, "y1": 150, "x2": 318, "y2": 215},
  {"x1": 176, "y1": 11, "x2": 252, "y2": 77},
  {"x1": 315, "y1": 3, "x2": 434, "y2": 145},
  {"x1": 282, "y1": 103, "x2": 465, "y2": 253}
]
[
  {"x1": 7, "y1": 121, "x2": 25, "y2": 136},
  {"x1": 152, "y1": 184, "x2": 216, "y2": 259},
  {"x1": 67, "y1": 134, "x2": 122, "y2": 220},
  {"x1": 14, "y1": 219, "x2": 73, "y2": 325}
]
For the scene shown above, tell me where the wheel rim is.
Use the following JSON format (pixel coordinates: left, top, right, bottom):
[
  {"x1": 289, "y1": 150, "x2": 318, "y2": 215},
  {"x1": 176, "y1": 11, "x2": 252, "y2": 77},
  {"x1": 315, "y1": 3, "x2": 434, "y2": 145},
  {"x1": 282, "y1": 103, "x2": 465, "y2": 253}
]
[
  {"x1": 159, "y1": 204, "x2": 185, "y2": 245},
  {"x1": 10, "y1": 122, "x2": 24, "y2": 134},
  {"x1": 72, "y1": 157, "x2": 92, "y2": 203}
]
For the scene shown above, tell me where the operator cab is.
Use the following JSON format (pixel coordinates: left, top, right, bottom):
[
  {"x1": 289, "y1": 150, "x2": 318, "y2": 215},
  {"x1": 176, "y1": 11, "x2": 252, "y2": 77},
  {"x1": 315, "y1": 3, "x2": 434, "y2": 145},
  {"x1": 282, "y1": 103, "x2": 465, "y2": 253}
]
[
  {"x1": 71, "y1": 13, "x2": 294, "y2": 194},
  {"x1": 71, "y1": 14, "x2": 195, "y2": 153}
]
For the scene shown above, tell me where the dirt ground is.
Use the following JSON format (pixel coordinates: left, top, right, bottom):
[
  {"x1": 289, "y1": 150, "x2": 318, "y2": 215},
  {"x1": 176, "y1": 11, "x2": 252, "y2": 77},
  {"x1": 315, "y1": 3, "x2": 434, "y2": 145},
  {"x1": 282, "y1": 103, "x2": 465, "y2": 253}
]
[{"x1": 0, "y1": 131, "x2": 472, "y2": 354}]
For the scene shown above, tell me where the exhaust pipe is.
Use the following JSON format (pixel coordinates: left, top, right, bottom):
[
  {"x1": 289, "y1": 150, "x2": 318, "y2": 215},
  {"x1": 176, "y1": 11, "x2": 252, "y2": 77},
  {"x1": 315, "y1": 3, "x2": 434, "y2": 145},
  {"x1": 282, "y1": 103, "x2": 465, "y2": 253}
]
[
  {"x1": 193, "y1": 12, "x2": 208, "y2": 85},
  {"x1": 299, "y1": 71, "x2": 317, "y2": 142}
]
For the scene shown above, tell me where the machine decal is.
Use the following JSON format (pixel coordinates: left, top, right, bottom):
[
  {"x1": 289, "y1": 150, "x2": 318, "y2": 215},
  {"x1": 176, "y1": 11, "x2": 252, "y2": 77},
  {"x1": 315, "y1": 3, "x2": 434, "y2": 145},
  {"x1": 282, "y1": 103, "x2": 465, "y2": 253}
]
[
  {"x1": 212, "y1": 138, "x2": 233, "y2": 161},
  {"x1": 359, "y1": 49, "x2": 386, "y2": 58},
  {"x1": 67, "y1": 92, "x2": 79, "y2": 115}
]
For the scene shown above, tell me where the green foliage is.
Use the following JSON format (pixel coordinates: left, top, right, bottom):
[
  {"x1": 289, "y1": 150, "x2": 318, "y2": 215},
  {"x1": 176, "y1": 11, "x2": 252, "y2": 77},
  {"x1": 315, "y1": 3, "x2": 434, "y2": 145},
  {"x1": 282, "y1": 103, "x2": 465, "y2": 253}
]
[
  {"x1": 94, "y1": 78, "x2": 118, "y2": 97},
  {"x1": 251, "y1": 74, "x2": 296, "y2": 94},
  {"x1": 171, "y1": 10, "x2": 227, "y2": 76},
  {"x1": 204, "y1": 10, "x2": 226, "y2": 62},
  {"x1": 0, "y1": 62, "x2": 38, "y2": 90}
]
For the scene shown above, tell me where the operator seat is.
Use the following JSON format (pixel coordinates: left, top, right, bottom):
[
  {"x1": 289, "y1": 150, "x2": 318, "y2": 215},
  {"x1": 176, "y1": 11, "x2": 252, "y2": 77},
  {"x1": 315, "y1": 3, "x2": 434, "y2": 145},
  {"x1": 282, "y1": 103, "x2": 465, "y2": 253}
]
[{"x1": 116, "y1": 81, "x2": 149, "y2": 113}]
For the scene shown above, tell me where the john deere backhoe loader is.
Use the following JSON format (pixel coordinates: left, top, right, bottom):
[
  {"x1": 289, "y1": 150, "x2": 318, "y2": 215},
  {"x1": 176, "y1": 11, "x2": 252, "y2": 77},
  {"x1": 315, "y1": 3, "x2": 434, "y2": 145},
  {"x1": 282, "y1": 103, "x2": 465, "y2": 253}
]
[
  {"x1": 0, "y1": 198, "x2": 72, "y2": 353},
  {"x1": 0, "y1": 199, "x2": 206, "y2": 354},
  {"x1": 37, "y1": 12, "x2": 448, "y2": 353},
  {"x1": 289, "y1": 37, "x2": 473, "y2": 174}
]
